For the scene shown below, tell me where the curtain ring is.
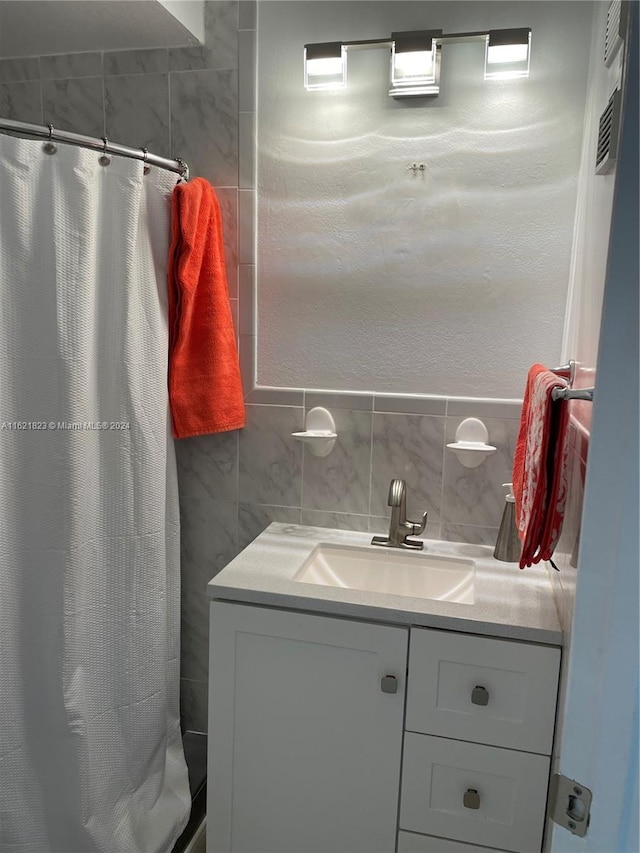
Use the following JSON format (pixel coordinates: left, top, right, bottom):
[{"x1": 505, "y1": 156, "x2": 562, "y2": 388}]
[
  {"x1": 142, "y1": 147, "x2": 151, "y2": 175},
  {"x1": 176, "y1": 157, "x2": 189, "y2": 183},
  {"x1": 98, "y1": 136, "x2": 111, "y2": 167},
  {"x1": 42, "y1": 123, "x2": 57, "y2": 155}
]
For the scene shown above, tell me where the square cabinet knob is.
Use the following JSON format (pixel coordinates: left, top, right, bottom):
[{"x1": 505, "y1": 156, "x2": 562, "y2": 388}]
[
  {"x1": 380, "y1": 675, "x2": 398, "y2": 694},
  {"x1": 463, "y1": 788, "x2": 481, "y2": 810},
  {"x1": 471, "y1": 685, "x2": 489, "y2": 706}
]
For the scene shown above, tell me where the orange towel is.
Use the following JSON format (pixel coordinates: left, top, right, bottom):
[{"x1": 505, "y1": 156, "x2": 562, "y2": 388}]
[
  {"x1": 168, "y1": 178, "x2": 245, "y2": 438},
  {"x1": 512, "y1": 364, "x2": 570, "y2": 569}
]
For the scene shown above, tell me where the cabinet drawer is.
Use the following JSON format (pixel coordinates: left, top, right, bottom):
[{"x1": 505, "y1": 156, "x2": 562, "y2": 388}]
[
  {"x1": 406, "y1": 628, "x2": 560, "y2": 754},
  {"x1": 400, "y1": 732, "x2": 550, "y2": 853},
  {"x1": 398, "y1": 830, "x2": 511, "y2": 852}
]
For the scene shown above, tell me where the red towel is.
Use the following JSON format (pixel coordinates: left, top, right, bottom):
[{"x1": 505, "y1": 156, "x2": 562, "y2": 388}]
[
  {"x1": 512, "y1": 364, "x2": 570, "y2": 569},
  {"x1": 168, "y1": 178, "x2": 245, "y2": 439}
]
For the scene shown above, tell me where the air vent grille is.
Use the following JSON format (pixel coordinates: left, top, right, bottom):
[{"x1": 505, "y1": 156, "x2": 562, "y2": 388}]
[
  {"x1": 596, "y1": 88, "x2": 622, "y2": 174},
  {"x1": 604, "y1": 0, "x2": 624, "y2": 66}
]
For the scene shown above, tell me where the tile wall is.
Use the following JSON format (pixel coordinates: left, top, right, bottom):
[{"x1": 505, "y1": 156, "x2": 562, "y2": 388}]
[
  {"x1": 0, "y1": 0, "x2": 244, "y2": 333},
  {"x1": 0, "y1": 1, "x2": 525, "y2": 734},
  {"x1": 545, "y1": 416, "x2": 588, "y2": 633}
]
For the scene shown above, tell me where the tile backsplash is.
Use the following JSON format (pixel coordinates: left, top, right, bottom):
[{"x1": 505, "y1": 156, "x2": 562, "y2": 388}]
[{"x1": 177, "y1": 399, "x2": 520, "y2": 556}]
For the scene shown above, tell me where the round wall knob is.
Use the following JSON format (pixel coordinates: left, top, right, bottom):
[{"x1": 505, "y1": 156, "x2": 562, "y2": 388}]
[
  {"x1": 471, "y1": 685, "x2": 489, "y2": 706},
  {"x1": 463, "y1": 788, "x2": 481, "y2": 810}
]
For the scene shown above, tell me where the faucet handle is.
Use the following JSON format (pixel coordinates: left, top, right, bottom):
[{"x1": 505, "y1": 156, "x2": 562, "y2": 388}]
[
  {"x1": 409, "y1": 511, "x2": 428, "y2": 537},
  {"x1": 400, "y1": 510, "x2": 427, "y2": 549}
]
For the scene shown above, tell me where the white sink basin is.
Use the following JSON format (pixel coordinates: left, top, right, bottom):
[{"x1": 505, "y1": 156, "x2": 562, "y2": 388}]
[{"x1": 293, "y1": 543, "x2": 475, "y2": 604}]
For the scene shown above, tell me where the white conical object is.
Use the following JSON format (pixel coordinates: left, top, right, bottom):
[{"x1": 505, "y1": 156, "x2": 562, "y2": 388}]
[
  {"x1": 446, "y1": 418, "x2": 496, "y2": 468},
  {"x1": 292, "y1": 407, "x2": 337, "y2": 457}
]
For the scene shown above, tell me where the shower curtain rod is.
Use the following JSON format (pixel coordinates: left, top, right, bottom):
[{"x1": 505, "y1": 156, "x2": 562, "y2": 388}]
[{"x1": 0, "y1": 117, "x2": 189, "y2": 180}]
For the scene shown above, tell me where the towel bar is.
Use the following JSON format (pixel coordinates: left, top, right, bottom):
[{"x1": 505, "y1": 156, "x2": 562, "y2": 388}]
[
  {"x1": 549, "y1": 361, "x2": 595, "y2": 402},
  {"x1": 550, "y1": 361, "x2": 575, "y2": 382},
  {"x1": 551, "y1": 387, "x2": 595, "y2": 402}
]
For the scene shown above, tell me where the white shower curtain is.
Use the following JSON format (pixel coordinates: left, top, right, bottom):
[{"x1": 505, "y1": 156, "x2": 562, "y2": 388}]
[{"x1": 0, "y1": 136, "x2": 190, "y2": 852}]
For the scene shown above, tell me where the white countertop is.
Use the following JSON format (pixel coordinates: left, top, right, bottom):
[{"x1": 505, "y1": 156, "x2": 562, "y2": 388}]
[{"x1": 208, "y1": 523, "x2": 563, "y2": 646}]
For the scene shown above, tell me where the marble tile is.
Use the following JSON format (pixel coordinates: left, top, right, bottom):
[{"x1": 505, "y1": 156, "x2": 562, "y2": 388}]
[
  {"x1": 374, "y1": 395, "x2": 447, "y2": 416},
  {"x1": 368, "y1": 516, "x2": 441, "y2": 541},
  {"x1": 305, "y1": 391, "x2": 373, "y2": 412},
  {"x1": 238, "y1": 29, "x2": 256, "y2": 111},
  {"x1": 170, "y1": 69, "x2": 238, "y2": 186},
  {"x1": 0, "y1": 57, "x2": 40, "y2": 83},
  {"x1": 441, "y1": 416, "x2": 519, "y2": 529},
  {"x1": 230, "y1": 298, "x2": 239, "y2": 336},
  {"x1": 40, "y1": 52, "x2": 102, "y2": 80},
  {"x1": 204, "y1": 0, "x2": 239, "y2": 69},
  {"x1": 105, "y1": 73, "x2": 170, "y2": 158},
  {"x1": 175, "y1": 430, "x2": 239, "y2": 502},
  {"x1": 239, "y1": 264, "x2": 255, "y2": 335},
  {"x1": 302, "y1": 409, "x2": 372, "y2": 515},
  {"x1": 179, "y1": 493, "x2": 238, "y2": 589},
  {"x1": 371, "y1": 413, "x2": 446, "y2": 522},
  {"x1": 238, "y1": 188, "x2": 256, "y2": 264},
  {"x1": 301, "y1": 510, "x2": 369, "y2": 532},
  {"x1": 238, "y1": 502, "x2": 301, "y2": 551},
  {"x1": 0, "y1": 81, "x2": 42, "y2": 123},
  {"x1": 238, "y1": 405, "x2": 304, "y2": 506},
  {"x1": 180, "y1": 585, "x2": 209, "y2": 682},
  {"x1": 239, "y1": 0, "x2": 257, "y2": 30},
  {"x1": 214, "y1": 186, "x2": 238, "y2": 297},
  {"x1": 440, "y1": 523, "x2": 500, "y2": 548},
  {"x1": 572, "y1": 416, "x2": 590, "y2": 463},
  {"x1": 239, "y1": 335, "x2": 255, "y2": 397},
  {"x1": 238, "y1": 110, "x2": 255, "y2": 188},
  {"x1": 169, "y1": 46, "x2": 214, "y2": 73},
  {"x1": 42, "y1": 77, "x2": 104, "y2": 138},
  {"x1": 551, "y1": 445, "x2": 585, "y2": 633},
  {"x1": 447, "y1": 398, "x2": 523, "y2": 420},
  {"x1": 103, "y1": 49, "x2": 168, "y2": 76},
  {"x1": 245, "y1": 387, "x2": 304, "y2": 406},
  {"x1": 180, "y1": 678, "x2": 209, "y2": 733},
  {"x1": 567, "y1": 451, "x2": 586, "y2": 571}
]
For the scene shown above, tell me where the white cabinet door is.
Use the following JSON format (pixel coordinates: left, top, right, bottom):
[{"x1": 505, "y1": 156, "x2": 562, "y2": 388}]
[{"x1": 207, "y1": 601, "x2": 408, "y2": 853}]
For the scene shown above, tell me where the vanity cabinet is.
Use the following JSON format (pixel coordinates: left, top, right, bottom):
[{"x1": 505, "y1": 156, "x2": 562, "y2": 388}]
[
  {"x1": 207, "y1": 601, "x2": 408, "y2": 853},
  {"x1": 400, "y1": 628, "x2": 560, "y2": 853},
  {"x1": 207, "y1": 603, "x2": 560, "y2": 853}
]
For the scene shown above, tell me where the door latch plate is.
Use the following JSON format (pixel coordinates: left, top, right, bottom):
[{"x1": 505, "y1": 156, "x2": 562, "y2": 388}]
[{"x1": 549, "y1": 774, "x2": 592, "y2": 837}]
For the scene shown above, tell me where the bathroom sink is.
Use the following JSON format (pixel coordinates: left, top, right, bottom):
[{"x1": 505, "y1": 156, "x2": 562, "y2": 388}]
[{"x1": 293, "y1": 543, "x2": 475, "y2": 604}]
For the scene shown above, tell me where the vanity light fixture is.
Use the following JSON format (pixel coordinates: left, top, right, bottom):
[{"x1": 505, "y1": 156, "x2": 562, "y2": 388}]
[
  {"x1": 484, "y1": 27, "x2": 532, "y2": 80},
  {"x1": 303, "y1": 42, "x2": 347, "y2": 90},
  {"x1": 389, "y1": 30, "x2": 442, "y2": 98},
  {"x1": 303, "y1": 26, "x2": 532, "y2": 97}
]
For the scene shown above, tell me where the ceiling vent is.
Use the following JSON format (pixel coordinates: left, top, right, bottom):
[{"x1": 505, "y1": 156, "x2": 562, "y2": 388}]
[{"x1": 595, "y1": 88, "x2": 622, "y2": 174}]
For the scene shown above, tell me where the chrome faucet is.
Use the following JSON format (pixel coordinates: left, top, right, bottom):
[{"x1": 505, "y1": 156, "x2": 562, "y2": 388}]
[{"x1": 371, "y1": 479, "x2": 428, "y2": 550}]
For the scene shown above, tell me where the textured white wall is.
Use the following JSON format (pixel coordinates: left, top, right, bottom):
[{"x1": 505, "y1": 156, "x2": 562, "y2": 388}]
[
  {"x1": 561, "y1": 2, "x2": 624, "y2": 434},
  {"x1": 256, "y1": 1, "x2": 593, "y2": 398}
]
